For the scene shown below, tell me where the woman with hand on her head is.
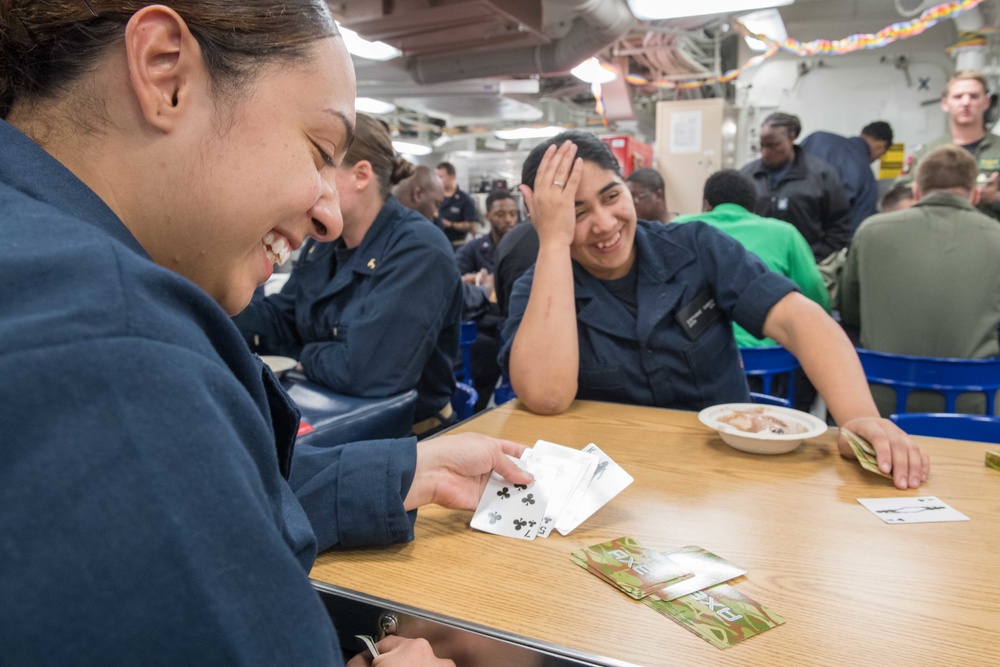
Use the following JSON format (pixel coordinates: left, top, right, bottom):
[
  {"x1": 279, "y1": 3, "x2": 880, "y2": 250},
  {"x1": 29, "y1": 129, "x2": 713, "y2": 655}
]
[
  {"x1": 0, "y1": 2, "x2": 528, "y2": 665},
  {"x1": 500, "y1": 132, "x2": 929, "y2": 492},
  {"x1": 234, "y1": 113, "x2": 462, "y2": 431}
]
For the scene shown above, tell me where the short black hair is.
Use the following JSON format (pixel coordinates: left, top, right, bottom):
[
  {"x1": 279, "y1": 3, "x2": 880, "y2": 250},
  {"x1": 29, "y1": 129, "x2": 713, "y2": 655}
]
[
  {"x1": 878, "y1": 183, "x2": 914, "y2": 211},
  {"x1": 521, "y1": 131, "x2": 621, "y2": 189},
  {"x1": 436, "y1": 161, "x2": 456, "y2": 176},
  {"x1": 762, "y1": 112, "x2": 802, "y2": 141},
  {"x1": 862, "y1": 121, "x2": 893, "y2": 146},
  {"x1": 486, "y1": 188, "x2": 515, "y2": 211},
  {"x1": 626, "y1": 167, "x2": 664, "y2": 191},
  {"x1": 703, "y1": 169, "x2": 758, "y2": 211}
]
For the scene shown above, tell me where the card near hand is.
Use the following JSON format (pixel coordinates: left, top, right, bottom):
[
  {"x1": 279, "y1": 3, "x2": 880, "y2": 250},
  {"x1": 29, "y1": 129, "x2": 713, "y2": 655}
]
[
  {"x1": 857, "y1": 496, "x2": 970, "y2": 524},
  {"x1": 556, "y1": 443, "x2": 634, "y2": 536},
  {"x1": 470, "y1": 456, "x2": 555, "y2": 540},
  {"x1": 529, "y1": 440, "x2": 600, "y2": 535},
  {"x1": 644, "y1": 582, "x2": 785, "y2": 650}
]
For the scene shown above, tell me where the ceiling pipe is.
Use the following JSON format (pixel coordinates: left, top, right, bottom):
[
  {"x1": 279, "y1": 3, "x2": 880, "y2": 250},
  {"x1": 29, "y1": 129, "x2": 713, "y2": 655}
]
[{"x1": 410, "y1": 0, "x2": 636, "y2": 84}]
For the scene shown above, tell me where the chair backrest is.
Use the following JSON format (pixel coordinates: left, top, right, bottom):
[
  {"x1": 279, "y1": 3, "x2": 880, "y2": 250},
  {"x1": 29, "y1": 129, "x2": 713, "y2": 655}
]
[
  {"x1": 456, "y1": 320, "x2": 477, "y2": 384},
  {"x1": 452, "y1": 381, "x2": 478, "y2": 421},
  {"x1": 890, "y1": 412, "x2": 1000, "y2": 444},
  {"x1": 856, "y1": 349, "x2": 1000, "y2": 415},
  {"x1": 749, "y1": 392, "x2": 789, "y2": 407},
  {"x1": 281, "y1": 373, "x2": 418, "y2": 448},
  {"x1": 739, "y1": 346, "x2": 800, "y2": 408}
]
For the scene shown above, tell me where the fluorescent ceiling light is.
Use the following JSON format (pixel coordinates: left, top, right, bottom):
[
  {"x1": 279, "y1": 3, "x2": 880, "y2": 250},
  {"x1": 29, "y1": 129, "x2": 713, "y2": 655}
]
[
  {"x1": 494, "y1": 126, "x2": 566, "y2": 141},
  {"x1": 336, "y1": 23, "x2": 401, "y2": 61},
  {"x1": 571, "y1": 58, "x2": 618, "y2": 85},
  {"x1": 740, "y1": 8, "x2": 788, "y2": 51},
  {"x1": 355, "y1": 97, "x2": 396, "y2": 115},
  {"x1": 392, "y1": 140, "x2": 433, "y2": 156},
  {"x1": 627, "y1": 0, "x2": 793, "y2": 21}
]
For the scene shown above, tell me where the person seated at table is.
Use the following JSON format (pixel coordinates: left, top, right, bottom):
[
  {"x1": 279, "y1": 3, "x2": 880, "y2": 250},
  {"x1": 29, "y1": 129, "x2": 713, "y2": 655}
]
[
  {"x1": 0, "y1": 2, "x2": 531, "y2": 665},
  {"x1": 393, "y1": 165, "x2": 446, "y2": 226},
  {"x1": 455, "y1": 189, "x2": 519, "y2": 411},
  {"x1": 673, "y1": 169, "x2": 830, "y2": 348},
  {"x1": 500, "y1": 132, "x2": 928, "y2": 490},
  {"x1": 625, "y1": 167, "x2": 673, "y2": 223},
  {"x1": 234, "y1": 113, "x2": 462, "y2": 434},
  {"x1": 878, "y1": 183, "x2": 916, "y2": 213}
]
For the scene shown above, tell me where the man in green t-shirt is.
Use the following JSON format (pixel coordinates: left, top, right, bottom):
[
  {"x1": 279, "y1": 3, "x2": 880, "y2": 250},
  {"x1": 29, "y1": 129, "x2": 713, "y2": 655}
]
[{"x1": 674, "y1": 169, "x2": 830, "y2": 348}]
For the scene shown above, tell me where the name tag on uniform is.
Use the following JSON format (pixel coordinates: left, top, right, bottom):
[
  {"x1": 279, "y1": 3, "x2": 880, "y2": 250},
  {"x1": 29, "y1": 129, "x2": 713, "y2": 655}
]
[
  {"x1": 675, "y1": 289, "x2": 720, "y2": 341},
  {"x1": 776, "y1": 197, "x2": 789, "y2": 212}
]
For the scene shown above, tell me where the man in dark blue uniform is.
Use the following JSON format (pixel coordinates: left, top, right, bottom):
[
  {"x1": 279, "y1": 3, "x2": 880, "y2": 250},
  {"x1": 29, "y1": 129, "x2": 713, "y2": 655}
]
[
  {"x1": 437, "y1": 161, "x2": 481, "y2": 248},
  {"x1": 801, "y1": 121, "x2": 893, "y2": 232},
  {"x1": 455, "y1": 189, "x2": 519, "y2": 410}
]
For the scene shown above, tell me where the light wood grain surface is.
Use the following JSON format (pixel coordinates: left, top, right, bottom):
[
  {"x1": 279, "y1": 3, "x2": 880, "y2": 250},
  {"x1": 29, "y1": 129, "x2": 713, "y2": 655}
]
[{"x1": 311, "y1": 400, "x2": 1000, "y2": 667}]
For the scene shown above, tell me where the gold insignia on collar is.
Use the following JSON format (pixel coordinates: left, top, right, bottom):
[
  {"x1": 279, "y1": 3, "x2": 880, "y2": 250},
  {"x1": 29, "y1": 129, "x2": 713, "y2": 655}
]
[{"x1": 367, "y1": 258, "x2": 377, "y2": 270}]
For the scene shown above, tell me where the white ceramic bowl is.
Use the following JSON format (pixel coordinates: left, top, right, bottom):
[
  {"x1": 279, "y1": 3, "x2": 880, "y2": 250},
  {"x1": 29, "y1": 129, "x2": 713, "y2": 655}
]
[
  {"x1": 697, "y1": 403, "x2": 828, "y2": 455},
  {"x1": 260, "y1": 355, "x2": 297, "y2": 376}
]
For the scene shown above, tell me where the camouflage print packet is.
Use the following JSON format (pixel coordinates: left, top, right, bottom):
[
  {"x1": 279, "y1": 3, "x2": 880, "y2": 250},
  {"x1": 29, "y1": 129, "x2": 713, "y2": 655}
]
[
  {"x1": 644, "y1": 582, "x2": 785, "y2": 649},
  {"x1": 986, "y1": 450, "x2": 1000, "y2": 472},
  {"x1": 570, "y1": 536, "x2": 693, "y2": 600}
]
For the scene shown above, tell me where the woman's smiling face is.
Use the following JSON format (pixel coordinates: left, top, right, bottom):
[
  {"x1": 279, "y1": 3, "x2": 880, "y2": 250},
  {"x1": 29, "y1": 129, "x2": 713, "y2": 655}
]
[
  {"x1": 569, "y1": 160, "x2": 637, "y2": 281},
  {"x1": 165, "y1": 36, "x2": 356, "y2": 315}
]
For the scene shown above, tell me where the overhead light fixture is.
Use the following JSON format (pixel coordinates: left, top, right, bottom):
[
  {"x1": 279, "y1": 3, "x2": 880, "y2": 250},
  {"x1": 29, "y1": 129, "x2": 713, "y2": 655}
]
[
  {"x1": 336, "y1": 22, "x2": 401, "y2": 61},
  {"x1": 493, "y1": 126, "x2": 566, "y2": 141},
  {"x1": 571, "y1": 58, "x2": 618, "y2": 85},
  {"x1": 392, "y1": 140, "x2": 432, "y2": 156},
  {"x1": 355, "y1": 97, "x2": 396, "y2": 115},
  {"x1": 626, "y1": 0, "x2": 793, "y2": 21},
  {"x1": 740, "y1": 8, "x2": 788, "y2": 51}
]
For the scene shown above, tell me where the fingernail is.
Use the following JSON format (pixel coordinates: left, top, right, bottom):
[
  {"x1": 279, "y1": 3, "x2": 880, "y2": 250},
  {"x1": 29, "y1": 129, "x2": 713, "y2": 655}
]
[
  {"x1": 880, "y1": 462, "x2": 891, "y2": 472},
  {"x1": 896, "y1": 477, "x2": 906, "y2": 488}
]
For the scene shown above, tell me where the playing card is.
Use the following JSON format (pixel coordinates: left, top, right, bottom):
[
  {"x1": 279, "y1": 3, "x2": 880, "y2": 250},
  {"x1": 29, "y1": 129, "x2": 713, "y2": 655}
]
[
  {"x1": 651, "y1": 546, "x2": 747, "y2": 601},
  {"x1": 529, "y1": 440, "x2": 600, "y2": 535},
  {"x1": 555, "y1": 443, "x2": 634, "y2": 536},
  {"x1": 355, "y1": 635, "x2": 380, "y2": 657},
  {"x1": 857, "y1": 496, "x2": 970, "y2": 524},
  {"x1": 842, "y1": 428, "x2": 892, "y2": 479},
  {"x1": 644, "y1": 582, "x2": 785, "y2": 650},
  {"x1": 570, "y1": 536, "x2": 693, "y2": 599},
  {"x1": 519, "y1": 448, "x2": 587, "y2": 539},
  {"x1": 470, "y1": 456, "x2": 555, "y2": 540}
]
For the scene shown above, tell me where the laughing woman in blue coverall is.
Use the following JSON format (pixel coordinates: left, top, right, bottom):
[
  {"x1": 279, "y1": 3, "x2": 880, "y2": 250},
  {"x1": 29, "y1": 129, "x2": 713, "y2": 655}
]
[
  {"x1": 234, "y1": 113, "x2": 461, "y2": 430},
  {"x1": 500, "y1": 132, "x2": 929, "y2": 491},
  {"x1": 0, "y1": 2, "x2": 530, "y2": 665}
]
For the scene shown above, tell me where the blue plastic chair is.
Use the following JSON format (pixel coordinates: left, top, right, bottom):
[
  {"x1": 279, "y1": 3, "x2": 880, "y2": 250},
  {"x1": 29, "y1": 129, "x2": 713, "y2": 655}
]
[
  {"x1": 452, "y1": 381, "x2": 478, "y2": 421},
  {"x1": 281, "y1": 372, "x2": 417, "y2": 448},
  {"x1": 493, "y1": 373, "x2": 517, "y2": 405},
  {"x1": 739, "y1": 346, "x2": 799, "y2": 408},
  {"x1": 749, "y1": 392, "x2": 788, "y2": 407},
  {"x1": 456, "y1": 320, "x2": 477, "y2": 384},
  {"x1": 856, "y1": 349, "x2": 1000, "y2": 415},
  {"x1": 890, "y1": 413, "x2": 1000, "y2": 444}
]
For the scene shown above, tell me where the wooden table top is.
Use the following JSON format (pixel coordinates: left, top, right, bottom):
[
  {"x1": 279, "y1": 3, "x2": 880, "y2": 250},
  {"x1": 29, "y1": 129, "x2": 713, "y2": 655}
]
[{"x1": 311, "y1": 400, "x2": 1000, "y2": 667}]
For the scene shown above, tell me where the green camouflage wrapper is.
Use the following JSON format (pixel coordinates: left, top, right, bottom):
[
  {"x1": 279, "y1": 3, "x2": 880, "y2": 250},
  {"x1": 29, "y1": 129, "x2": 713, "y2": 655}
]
[
  {"x1": 644, "y1": 582, "x2": 785, "y2": 649},
  {"x1": 987, "y1": 450, "x2": 1000, "y2": 472},
  {"x1": 570, "y1": 536, "x2": 692, "y2": 599}
]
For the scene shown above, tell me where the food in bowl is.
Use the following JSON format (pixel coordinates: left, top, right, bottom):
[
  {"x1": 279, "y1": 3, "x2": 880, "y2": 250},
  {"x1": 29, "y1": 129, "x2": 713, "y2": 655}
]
[
  {"x1": 716, "y1": 407, "x2": 807, "y2": 435},
  {"x1": 697, "y1": 403, "x2": 829, "y2": 455}
]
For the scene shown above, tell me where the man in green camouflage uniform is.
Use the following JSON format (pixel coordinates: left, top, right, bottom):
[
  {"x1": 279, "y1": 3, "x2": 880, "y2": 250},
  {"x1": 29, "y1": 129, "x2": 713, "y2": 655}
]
[{"x1": 898, "y1": 70, "x2": 1000, "y2": 220}]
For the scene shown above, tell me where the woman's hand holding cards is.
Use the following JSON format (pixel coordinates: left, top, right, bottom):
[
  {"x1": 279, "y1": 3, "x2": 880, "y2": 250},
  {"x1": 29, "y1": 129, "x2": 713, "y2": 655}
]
[
  {"x1": 838, "y1": 416, "x2": 929, "y2": 490},
  {"x1": 404, "y1": 434, "x2": 533, "y2": 512}
]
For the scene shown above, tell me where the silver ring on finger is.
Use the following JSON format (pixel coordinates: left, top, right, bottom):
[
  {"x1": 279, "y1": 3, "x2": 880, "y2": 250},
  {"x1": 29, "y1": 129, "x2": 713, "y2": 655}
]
[{"x1": 553, "y1": 180, "x2": 565, "y2": 187}]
